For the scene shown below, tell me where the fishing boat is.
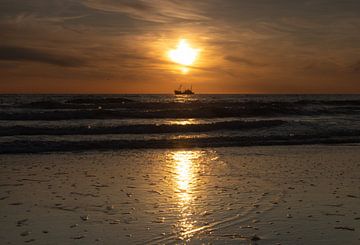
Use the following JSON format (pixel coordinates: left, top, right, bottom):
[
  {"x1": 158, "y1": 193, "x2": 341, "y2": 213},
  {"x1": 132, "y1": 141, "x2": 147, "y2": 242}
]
[{"x1": 174, "y1": 85, "x2": 195, "y2": 95}]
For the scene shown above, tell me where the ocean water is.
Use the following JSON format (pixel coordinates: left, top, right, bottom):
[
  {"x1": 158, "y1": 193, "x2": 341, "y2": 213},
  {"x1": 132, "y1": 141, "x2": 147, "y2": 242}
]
[{"x1": 0, "y1": 94, "x2": 360, "y2": 153}]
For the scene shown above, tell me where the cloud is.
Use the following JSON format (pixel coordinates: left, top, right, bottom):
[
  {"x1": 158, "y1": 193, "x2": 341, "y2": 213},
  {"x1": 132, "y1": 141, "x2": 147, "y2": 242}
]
[
  {"x1": 224, "y1": 55, "x2": 266, "y2": 67},
  {"x1": 0, "y1": 46, "x2": 86, "y2": 67},
  {"x1": 350, "y1": 61, "x2": 360, "y2": 73},
  {"x1": 300, "y1": 59, "x2": 345, "y2": 74},
  {"x1": 82, "y1": 0, "x2": 209, "y2": 23}
]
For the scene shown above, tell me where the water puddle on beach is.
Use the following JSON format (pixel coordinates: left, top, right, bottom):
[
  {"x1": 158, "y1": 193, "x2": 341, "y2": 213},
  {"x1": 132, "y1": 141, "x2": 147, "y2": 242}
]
[
  {"x1": 143, "y1": 149, "x2": 279, "y2": 244},
  {"x1": 1, "y1": 146, "x2": 359, "y2": 244}
]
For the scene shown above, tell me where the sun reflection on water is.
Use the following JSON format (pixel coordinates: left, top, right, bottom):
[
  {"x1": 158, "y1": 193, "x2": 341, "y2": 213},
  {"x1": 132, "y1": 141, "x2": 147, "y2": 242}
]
[
  {"x1": 170, "y1": 150, "x2": 202, "y2": 241},
  {"x1": 166, "y1": 118, "x2": 199, "y2": 126}
]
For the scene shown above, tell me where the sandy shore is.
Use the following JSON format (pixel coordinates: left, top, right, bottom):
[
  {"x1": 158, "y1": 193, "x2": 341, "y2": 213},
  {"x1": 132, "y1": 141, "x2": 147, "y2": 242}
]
[{"x1": 0, "y1": 145, "x2": 359, "y2": 244}]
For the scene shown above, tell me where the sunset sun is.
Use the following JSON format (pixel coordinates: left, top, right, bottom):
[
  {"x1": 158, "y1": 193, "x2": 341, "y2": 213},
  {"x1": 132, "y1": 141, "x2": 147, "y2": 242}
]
[{"x1": 168, "y1": 39, "x2": 200, "y2": 67}]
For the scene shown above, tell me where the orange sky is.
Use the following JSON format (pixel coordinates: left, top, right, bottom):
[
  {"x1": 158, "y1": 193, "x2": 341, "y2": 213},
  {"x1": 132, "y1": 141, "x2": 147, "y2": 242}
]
[{"x1": 1, "y1": 0, "x2": 360, "y2": 93}]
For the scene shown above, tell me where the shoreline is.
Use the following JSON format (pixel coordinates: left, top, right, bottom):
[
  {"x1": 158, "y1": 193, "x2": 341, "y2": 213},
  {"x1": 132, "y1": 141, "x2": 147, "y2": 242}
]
[{"x1": 2, "y1": 138, "x2": 360, "y2": 154}]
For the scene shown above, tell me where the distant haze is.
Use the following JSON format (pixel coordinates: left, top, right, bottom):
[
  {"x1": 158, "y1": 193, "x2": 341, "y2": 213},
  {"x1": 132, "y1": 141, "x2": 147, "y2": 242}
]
[{"x1": 1, "y1": 0, "x2": 360, "y2": 93}]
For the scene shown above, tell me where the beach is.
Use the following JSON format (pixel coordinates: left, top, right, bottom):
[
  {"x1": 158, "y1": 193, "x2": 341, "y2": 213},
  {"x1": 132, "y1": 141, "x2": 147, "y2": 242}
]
[
  {"x1": 2, "y1": 0, "x2": 360, "y2": 244},
  {"x1": 1, "y1": 145, "x2": 359, "y2": 244}
]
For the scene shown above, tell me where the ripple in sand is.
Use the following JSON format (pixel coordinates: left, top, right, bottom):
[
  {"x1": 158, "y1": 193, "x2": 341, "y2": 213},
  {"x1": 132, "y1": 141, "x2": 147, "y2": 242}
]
[
  {"x1": 20, "y1": 231, "x2": 31, "y2": 236},
  {"x1": 250, "y1": 234, "x2": 261, "y2": 241},
  {"x1": 334, "y1": 226, "x2": 355, "y2": 231},
  {"x1": 9, "y1": 202, "x2": 23, "y2": 206},
  {"x1": 17, "y1": 219, "x2": 29, "y2": 227},
  {"x1": 80, "y1": 215, "x2": 89, "y2": 221},
  {"x1": 72, "y1": 235, "x2": 85, "y2": 239},
  {"x1": 152, "y1": 217, "x2": 165, "y2": 223}
]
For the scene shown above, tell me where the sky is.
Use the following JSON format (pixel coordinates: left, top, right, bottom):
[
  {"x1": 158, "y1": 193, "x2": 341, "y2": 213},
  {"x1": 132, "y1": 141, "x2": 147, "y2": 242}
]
[{"x1": 0, "y1": 0, "x2": 360, "y2": 94}]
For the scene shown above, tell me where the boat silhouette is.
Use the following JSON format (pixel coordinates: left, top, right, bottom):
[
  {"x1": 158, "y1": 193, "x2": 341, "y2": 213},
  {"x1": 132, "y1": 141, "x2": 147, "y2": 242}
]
[{"x1": 174, "y1": 85, "x2": 194, "y2": 95}]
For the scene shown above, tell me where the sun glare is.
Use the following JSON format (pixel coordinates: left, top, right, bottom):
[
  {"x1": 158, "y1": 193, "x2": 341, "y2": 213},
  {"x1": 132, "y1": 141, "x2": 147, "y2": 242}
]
[{"x1": 168, "y1": 39, "x2": 200, "y2": 67}]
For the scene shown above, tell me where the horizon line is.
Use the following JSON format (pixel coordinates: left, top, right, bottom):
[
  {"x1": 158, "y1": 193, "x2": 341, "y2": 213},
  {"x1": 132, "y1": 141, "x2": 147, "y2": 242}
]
[{"x1": 1, "y1": 93, "x2": 360, "y2": 95}]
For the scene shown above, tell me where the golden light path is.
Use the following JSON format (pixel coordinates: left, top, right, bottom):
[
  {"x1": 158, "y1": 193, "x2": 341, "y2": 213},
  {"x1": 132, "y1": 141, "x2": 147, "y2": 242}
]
[
  {"x1": 171, "y1": 150, "x2": 202, "y2": 240},
  {"x1": 168, "y1": 39, "x2": 200, "y2": 74},
  {"x1": 166, "y1": 118, "x2": 198, "y2": 126}
]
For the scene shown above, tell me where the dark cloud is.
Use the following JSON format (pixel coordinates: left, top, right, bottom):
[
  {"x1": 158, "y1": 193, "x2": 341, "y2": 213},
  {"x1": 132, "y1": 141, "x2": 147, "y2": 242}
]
[
  {"x1": 224, "y1": 56, "x2": 266, "y2": 67},
  {"x1": 0, "y1": 46, "x2": 86, "y2": 67},
  {"x1": 350, "y1": 61, "x2": 360, "y2": 73},
  {"x1": 302, "y1": 59, "x2": 341, "y2": 72},
  {"x1": 82, "y1": 0, "x2": 209, "y2": 23}
]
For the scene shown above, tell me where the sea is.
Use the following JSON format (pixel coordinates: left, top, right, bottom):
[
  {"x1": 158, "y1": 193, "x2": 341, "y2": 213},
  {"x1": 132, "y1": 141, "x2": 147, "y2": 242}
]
[{"x1": 0, "y1": 94, "x2": 360, "y2": 153}]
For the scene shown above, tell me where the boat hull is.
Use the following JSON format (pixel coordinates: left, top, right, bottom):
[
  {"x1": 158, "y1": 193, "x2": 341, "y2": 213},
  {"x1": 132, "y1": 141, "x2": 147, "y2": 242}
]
[{"x1": 174, "y1": 90, "x2": 194, "y2": 95}]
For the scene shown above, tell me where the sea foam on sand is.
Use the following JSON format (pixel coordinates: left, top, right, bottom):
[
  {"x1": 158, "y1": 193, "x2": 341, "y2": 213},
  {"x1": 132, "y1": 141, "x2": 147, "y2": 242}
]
[{"x1": 0, "y1": 145, "x2": 359, "y2": 244}]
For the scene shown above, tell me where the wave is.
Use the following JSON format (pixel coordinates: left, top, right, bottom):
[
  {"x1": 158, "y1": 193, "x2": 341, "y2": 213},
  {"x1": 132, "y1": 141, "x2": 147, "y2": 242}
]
[
  {"x1": 1, "y1": 104, "x2": 359, "y2": 120},
  {"x1": 1, "y1": 132, "x2": 359, "y2": 154},
  {"x1": 66, "y1": 97, "x2": 134, "y2": 104},
  {"x1": 1, "y1": 95, "x2": 359, "y2": 153},
  {"x1": 1, "y1": 96, "x2": 359, "y2": 121},
  {"x1": 0, "y1": 120, "x2": 285, "y2": 136}
]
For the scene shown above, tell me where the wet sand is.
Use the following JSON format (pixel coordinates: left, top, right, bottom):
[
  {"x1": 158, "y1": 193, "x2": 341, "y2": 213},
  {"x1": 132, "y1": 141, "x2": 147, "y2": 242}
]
[{"x1": 0, "y1": 145, "x2": 359, "y2": 244}]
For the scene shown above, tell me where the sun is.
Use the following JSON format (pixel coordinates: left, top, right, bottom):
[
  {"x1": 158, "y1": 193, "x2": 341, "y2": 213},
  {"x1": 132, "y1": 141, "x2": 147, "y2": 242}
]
[{"x1": 168, "y1": 39, "x2": 200, "y2": 67}]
